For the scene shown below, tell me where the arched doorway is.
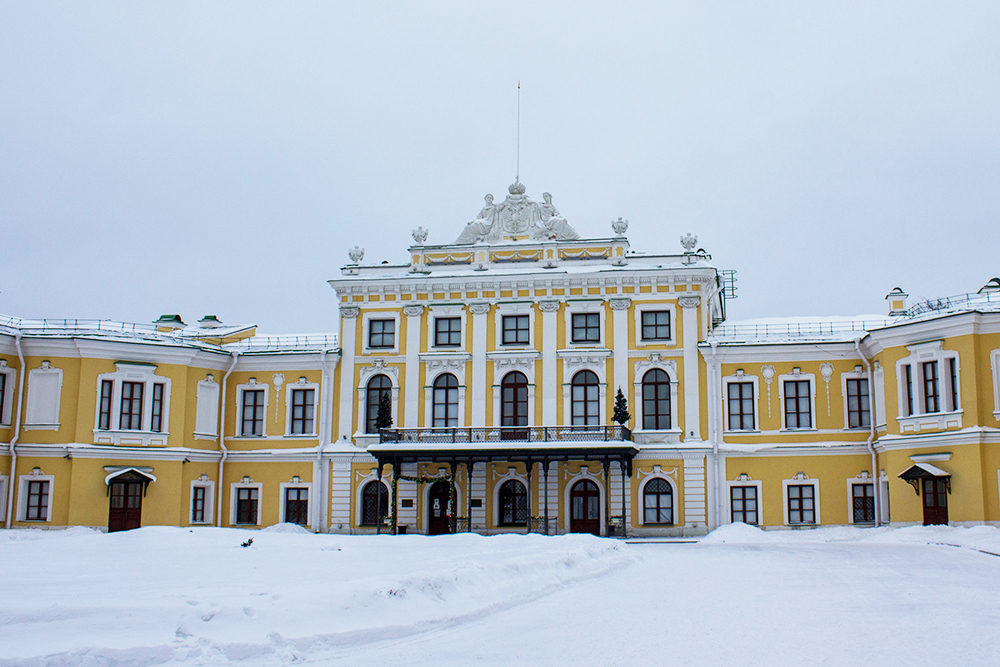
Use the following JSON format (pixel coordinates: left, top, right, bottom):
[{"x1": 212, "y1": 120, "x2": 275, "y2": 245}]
[
  {"x1": 570, "y1": 479, "x2": 601, "y2": 535},
  {"x1": 428, "y1": 480, "x2": 453, "y2": 535}
]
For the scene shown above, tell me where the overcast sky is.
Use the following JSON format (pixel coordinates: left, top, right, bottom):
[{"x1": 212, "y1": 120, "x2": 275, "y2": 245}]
[{"x1": 3, "y1": 2, "x2": 998, "y2": 334}]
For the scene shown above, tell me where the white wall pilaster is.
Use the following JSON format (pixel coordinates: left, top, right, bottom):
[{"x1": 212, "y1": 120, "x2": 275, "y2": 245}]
[
  {"x1": 337, "y1": 307, "x2": 359, "y2": 441},
  {"x1": 609, "y1": 299, "x2": 631, "y2": 407},
  {"x1": 403, "y1": 305, "x2": 423, "y2": 427},
  {"x1": 680, "y1": 296, "x2": 701, "y2": 441},
  {"x1": 540, "y1": 301, "x2": 559, "y2": 425},
  {"x1": 470, "y1": 303, "x2": 490, "y2": 426}
]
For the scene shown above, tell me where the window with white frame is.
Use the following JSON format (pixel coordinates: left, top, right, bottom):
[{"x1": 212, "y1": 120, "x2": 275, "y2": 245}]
[
  {"x1": 642, "y1": 478, "x2": 674, "y2": 524},
  {"x1": 194, "y1": 375, "x2": 220, "y2": 439},
  {"x1": 633, "y1": 304, "x2": 676, "y2": 347},
  {"x1": 991, "y1": 348, "x2": 1000, "y2": 421},
  {"x1": 231, "y1": 481, "x2": 262, "y2": 525},
  {"x1": 93, "y1": 363, "x2": 171, "y2": 445},
  {"x1": 286, "y1": 378, "x2": 318, "y2": 435},
  {"x1": 280, "y1": 480, "x2": 310, "y2": 526},
  {"x1": 896, "y1": 342, "x2": 961, "y2": 431},
  {"x1": 368, "y1": 318, "x2": 395, "y2": 348},
  {"x1": 238, "y1": 380, "x2": 267, "y2": 437},
  {"x1": 571, "y1": 313, "x2": 601, "y2": 343},
  {"x1": 25, "y1": 361, "x2": 63, "y2": 430},
  {"x1": 898, "y1": 344, "x2": 959, "y2": 416},
  {"x1": 726, "y1": 377, "x2": 756, "y2": 431},
  {"x1": 564, "y1": 302, "x2": 605, "y2": 348},
  {"x1": 730, "y1": 485, "x2": 758, "y2": 525},
  {"x1": 17, "y1": 471, "x2": 54, "y2": 522},
  {"x1": 190, "y1": 477, "x2": 215, "y2": 524},
  {"x1": 641, "y1": 369, "x2": 671, "y2": 430},
  {"x1": 851, "y1": 482, "x2": 875, "y2": 523},
  {"x1": 571, "y1": 370, "x2": 600, "y2": 425},
  {"x1": 431, "y1": 373, "x2": 459, "y2": 427},
  {"x1": 782, "y1": 474, "x2": 819, "y2": 526},
  {"x1": 0, "y1": 360, "x2": 15, "y2": 427},
  {"x1": 434, "y1": 317, "x2": 462, "y2": 347},
  {"x1": 502, "y1": 314, "x2": 530, "y2": 345},
  {"x1": 843, "y1": 368, "x2": 871, "y2": 429},
  {"x1": 778, "y1": 370, "x2": 815, "y2": 431}
]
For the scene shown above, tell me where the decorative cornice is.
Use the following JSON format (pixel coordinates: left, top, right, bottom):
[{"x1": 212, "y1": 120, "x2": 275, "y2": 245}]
[
  {"x1": 538, "y1": 301, "x2": 560, "y2": 313},
  {"x1": 469, "y1": 303, "x2": 491, "y2": 315},
  {"x1": 402, "y1": 305, "x2": 424, "y2": 317},
  {"x1": 340, "y1": 306, "x2": 360, "y2": 319}
]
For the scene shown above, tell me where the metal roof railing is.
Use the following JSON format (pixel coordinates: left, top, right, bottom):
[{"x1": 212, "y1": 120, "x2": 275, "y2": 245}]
[
  {"x1": 230, "y1": 333, "x2": 339, "y2": 352},
  {"x1": 711, "y1": 318, "x2": 894, "y2": 341},
  {"x1": 903, "y1": 290, "x2": 1000, "y2": 319}
]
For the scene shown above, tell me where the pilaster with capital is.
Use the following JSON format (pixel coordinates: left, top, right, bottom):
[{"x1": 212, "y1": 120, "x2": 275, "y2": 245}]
[
  {"x1": 337, "y1": 306, "x2": 359, "y2": 441},
  {"x1": 610, "y1": 298, "x2": 630, "y2": 413},
  {"x1": 470, "y1": 303, "x2": 490, "y2": 425},
  {"x1": 540, "y1": 301, "x2": 560, "y2": 424},
  {"x1": 679, "y1": 294, "x2": 701, "y2": 442},
  {"x1": 403, "y1": 305, "x2": 424, "y2": 427}
]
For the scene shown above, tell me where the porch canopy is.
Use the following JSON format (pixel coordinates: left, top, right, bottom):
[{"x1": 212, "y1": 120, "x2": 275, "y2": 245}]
[
  {"x1": 368, "y1": 425, "x2": 638, "y2": 536},
  {"x1": 898, "y1": 462, "x2": 951, "y2": 495},
  {"x1": 103, "y1": 466, "x2": 157, "y2": 497}
]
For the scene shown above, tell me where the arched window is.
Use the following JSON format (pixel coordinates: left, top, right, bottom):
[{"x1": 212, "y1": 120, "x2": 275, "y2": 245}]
[
  {"x1": 360, "y1": 480, "x2": 389, "y2": 526},
  {"x1": 365, "y1": 374, "x2": 392, "y2": 434},
  {"x1": 501, "y1": 371, "x2": 528, "y2": 439},
  {"x1": 643, "y1": 478, "x2": 673, "y2": 524},
  {"x1": 498, "y1": 479, "x2": 528, "y2": 527},
  {"x1": 432, "y1": 374, "x2": 459, "y2": 427},
  {"x1": 571, "y1": 370, "x2": 600, "y2": 426},
  {"x1": 642, "y1": 369, "x2": 671, "y2": 430}
]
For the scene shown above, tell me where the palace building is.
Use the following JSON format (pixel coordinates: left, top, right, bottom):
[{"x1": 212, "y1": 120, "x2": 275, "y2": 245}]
[{"x1": 3, "y1": 181, "x2": 1000, "y2": 536}]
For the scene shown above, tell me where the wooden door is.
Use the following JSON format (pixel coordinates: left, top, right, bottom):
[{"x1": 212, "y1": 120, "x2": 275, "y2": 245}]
[
  {"x1": 109, "y1": 481, "x2": 143, "y2": 532},
  {"x1": 570, "y1": 479, "x2": 601, "y2": 535},
  {"x1": 428, "y1": 481, "x2": 453, "y2": 535},
  {"x1": 922, "y1": 478, "x2": 949, "y2": 525}
]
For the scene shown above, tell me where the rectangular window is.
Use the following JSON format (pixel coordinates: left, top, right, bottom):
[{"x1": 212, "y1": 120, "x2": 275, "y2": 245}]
[
  {"x1": 241, "y1": 390, "x2": 265, "y2": 436},
  {"x1": 434, "y1": 317, "x2": 462, "y2": 347},
  {"x1": 948, "y1": 357, "x2": 958, "y2": 412},
  {"x1": 730, "y1": 486, "x2": 758, "y2": 525},
  {"x1": 284, "y1": 487, "x2": 308, "y2": 525},
  {"x1": 787, "y1": 484, "x2": 815, "y2": 524},
  {"x1": 368, "y1": 319, "x2": 395, "y2": 348},
  {"x1": 236, "y1": 487, "x2": 258, "y2": 524},
  {"x1": 26, "y1": 480, "x2": 49, "y2": 521},
  {"x1": 904, "y1": 365, "x2": 914, "y2": 416},
  {"x1": 291, "y1": 388, "x2": 314, "y2": 435},
  {"x1": 192, "y1": 486, "x2": 206, "y2": 523},
  {"x1": 150, "y1": 383, "x2": 164, "y2": 433},
  {"x1": 99, "y1": 380, "x2": 113, "y2": 430},
  {"x1": 119, "y1": 382, "x2": 144, "y2": 430},
  {"x1": 0, "y1": 373, "x2": 5, "y2": 423},
  {"x1": 784, "y1": 380, "x2": 811, "y2": 429},
  {"x1": 571, "y1": 313, "x2": 600, "y2": 343},
  {"x1": 641, "y1": 311, "x2": 671, "y2": 341},
  {"x1": 846, "y1": 378, "x2": 870, "y2": 429},
  {"x1": 502, "y1": 315, "x2": 530, "y2": 345},
  {"x1": 727, "y1": 382, "x2": 754, "y2": 430},
  {"x1": 923, "y1": 361, "x2": 939, "y2": 413},
  {"x1": 852, "y1": 483, "x2": 875, "y2": 523}
]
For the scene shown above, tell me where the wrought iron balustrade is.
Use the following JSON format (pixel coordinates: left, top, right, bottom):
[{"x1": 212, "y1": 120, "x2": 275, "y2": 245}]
[{"x1": 379, "y1": 424, "x2": 632, "y2": 445}]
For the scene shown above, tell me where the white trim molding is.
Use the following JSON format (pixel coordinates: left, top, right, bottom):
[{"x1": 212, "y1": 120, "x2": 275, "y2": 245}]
[
  {"x1": 17, "y1": 470, "x2": 55, "y2": 523},
  {"x1": 361, "y1": 310, "x2": 401, "y2": 355},
  {"x1": 724, "y1": 473, "x2": 763, "y2": 526},
  {"x1": 564, "y1": 300, "x2": 607, "y2": 348},
  {"x1": 782, "y1": 472, "x2": 820, "y2": 526},
  {"x1": 190, "y1": 475, "x2": 215, "y2": 525},
  {"x1": 840, "y1": 365, "x2": 871, "y2": 431},
  {"x1": 632, "y1": 354, "x2": 682, "y2": 443},
  {"x1": 633, "y1": 302, "x2": 677, "y2": 348},
  {"x1": 285, "y1": 377, "x2": 320, "y2": 436},
  {"x1": 492, "y1": 466, "x2": 530, "y2": 531},
  {"x1": 563, "y1": 466, "x2": 606, "y2": 535},
  {"x1": 234, "y1": 378, "x2": 270, "y2": 438},
  {"x1": 895, "y1": 341, "x2": 962, "y2": 433},
  {"x1": 990, "y1": 347, "x2": 1000, "y2": 422},
  {"x1": 777, "y1": 369, "x2": 817, "y2": 432},
  {"x1": 0, "y1": 360, "x2": 17, "y2": 428},
  {"x1": 24, "y1": 361, "x2": 64, "y2": 431},
  {"x1": 722, "y1": 369, "x2": 760, "y2": 434},
  {"x1": 846, "y1": 471, "x2": 876, "y2": 525},
  {"x1": 636, "y1": 465, "x2": 679, "y2": 526},
  {"x1": 278, "y1": 477, "x2": 312, "y2": 526},
  {"x1": 92, "y1": 362, "x2": 171, "y2": 446},
  {"x1": 230, "y1": 479, "x2": 263, "y2": 526}
]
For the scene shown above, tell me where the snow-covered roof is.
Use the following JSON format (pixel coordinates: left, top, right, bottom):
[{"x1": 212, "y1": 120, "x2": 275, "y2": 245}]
[{"x1": 709, "y1": 315, "x2": 894, "y2": 344}]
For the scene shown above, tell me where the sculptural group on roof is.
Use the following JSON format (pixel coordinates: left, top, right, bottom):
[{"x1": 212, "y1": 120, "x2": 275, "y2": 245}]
[{"x1": 454, "y1": 180, "x2": 580, "y2": 244}]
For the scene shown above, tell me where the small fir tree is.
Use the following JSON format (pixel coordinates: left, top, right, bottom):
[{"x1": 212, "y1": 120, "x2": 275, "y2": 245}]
[
  {"x1": 375, "y1": 392, "x2": 393, "y2": 430},
  {"x1": 613, "y1": 387, "x2": 631, "y2": 425}
]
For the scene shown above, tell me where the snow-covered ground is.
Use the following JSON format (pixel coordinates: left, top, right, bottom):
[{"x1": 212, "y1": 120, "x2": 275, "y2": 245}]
[{"x1": 3, "y1": 524, "x2": 1000, "y2": 666}]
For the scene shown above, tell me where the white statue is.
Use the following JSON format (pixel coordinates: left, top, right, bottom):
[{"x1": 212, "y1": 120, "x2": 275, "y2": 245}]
[
  {"x1": 536, "y1": 192, "x2": 579, "y2": 240},
  {"x1": 455, "y1": 194, "x2": 497, "y2": 244}
]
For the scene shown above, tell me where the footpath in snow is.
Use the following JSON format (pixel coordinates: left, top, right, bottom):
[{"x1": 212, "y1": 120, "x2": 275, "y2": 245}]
[{"x1": 0, "y1": 526, "x2": 633, "y2": 665}]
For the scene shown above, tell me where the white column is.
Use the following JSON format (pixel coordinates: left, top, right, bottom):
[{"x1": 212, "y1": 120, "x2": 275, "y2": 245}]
[
  {"x1": 682, "y1": 453, "x2": 707, "y2": 532},
  {"x1": 470, "y1": 303, "x2": 490, "y2": 426},
  {"x1": 329, "y1": 455, "x2": 354, "y2": 533},
  {"x1": 403, "y1": 305, "x2": 423, "y2": 427},
  {"x1": 539, "y1": 301, "x2": 559, "y2": 425},
  {"x1": 337, "y1": 307, "x2": 359, "y2": 441},
  {"x1": 609, "y1": 298, "x2": 630, "y2": 405},
  {"x1": 679, "y1": 296, "x2": 701, "y2": 441}
]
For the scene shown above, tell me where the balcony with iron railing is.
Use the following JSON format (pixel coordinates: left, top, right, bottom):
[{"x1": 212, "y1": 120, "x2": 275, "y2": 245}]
[{"x1": 379, "y1": 424, "x2": 632, "y2": 445}]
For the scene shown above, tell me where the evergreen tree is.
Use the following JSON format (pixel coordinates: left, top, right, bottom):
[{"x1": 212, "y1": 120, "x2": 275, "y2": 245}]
[
  {"x1": 613, "y1": 387, "x2": 631, "y2": 425},
  {"x1": 375, "y1": 392, "x2": 393, "y2": 429}
]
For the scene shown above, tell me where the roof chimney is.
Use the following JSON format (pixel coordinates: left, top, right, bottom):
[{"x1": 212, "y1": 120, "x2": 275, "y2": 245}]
[
  {"x1": 198, "y1": 315, "x2": 224, "y2": 329},
  {"x1": 153, "y1": 314, "x2": 186, "y2": 332},
  {"x1": 885, "y1": 288, "x2": 908, "y2": 316}
]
